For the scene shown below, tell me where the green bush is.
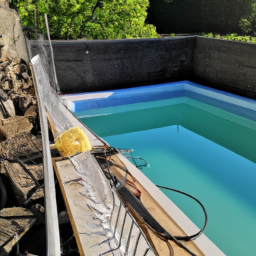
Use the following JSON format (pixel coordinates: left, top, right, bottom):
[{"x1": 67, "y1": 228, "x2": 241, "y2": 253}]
[
  {"x1": 10, "y1": 0, "x2": 159, "y2": 40},
  {"x1": 201, "y1": 32, "x2": 256, "y2": 44},
  {"x1": 239, "y1": 2, "x2": 256, "y2": 35},
  {"x1": 201, "y1": 32, "x2": 213, "y2": 38}
]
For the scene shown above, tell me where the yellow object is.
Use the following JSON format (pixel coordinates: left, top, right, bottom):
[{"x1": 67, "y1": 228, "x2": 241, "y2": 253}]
[{"x1": 55, "y1": 127, "x2": 92, "y2": 157}]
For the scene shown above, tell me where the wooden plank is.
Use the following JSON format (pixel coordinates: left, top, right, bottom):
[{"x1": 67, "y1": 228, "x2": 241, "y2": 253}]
[
  {"x1": 52, "y1": 158, "x2": 111, "y2": 256},
  {"x1": 0, "y1": 207, "x2": 36, "y2": 255}
]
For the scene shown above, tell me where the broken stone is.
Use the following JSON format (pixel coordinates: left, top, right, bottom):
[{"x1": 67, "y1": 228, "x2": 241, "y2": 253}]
[
  {"x1": 0, "y1": 88, "x2": 8, "y2": 101},
  {"x1": 13, "y1": 63, "x2": 26, "y2": 75},
  {"x1": 0, "y1": 218, "x2": 16, "y2": 256},
  {"x1": 0, "y1": 38, "x2": 4, "y2": 49},
  {"x1": 9, "y1": 57, "x2": 21, "y2": 67},
  {"x1": 0, "y1": 61, "x2": 9, "y2": 69},
  {"x1": 13, "y1": 79, "x2": 22, "y2": 92},
  {"x1": 0, "y1": 207, "x2": 36, "y2": 255},
  {"x1": 2, "y1": 160, "x2": 43, "y2": 204},
  {"x1": 28, "y1": 86, "x2": 35, "y2": 96},
  {"x1": 0, "y1": 71, "x2": 5, "y2": 81},
  {"x1": 0, "y1": 56, "x2": 11, "y2": 63},
  {"x1": 2, "y1": 99, "x2": 15, "y2": 117},
  {"x1": 30, "y1": 187, "x2": 44, "y2": 201},
  {"x1": 24, "y1": 105, "x2": 37, "y2": 121},
  {"x1": 22, "y1": 71, "x2": 29, "y2": 80},
  {"x1": 13, "y1": 94, "x2": 37, "y2": 113},
  {"x1": 0, "y1": 207, "x2": 34, "y2": 218},
  {"x1": 0, "y1": 133, "x2": 42, "y2": 160},
  {"x1": 58, "y1": 211, "x2": 70, "y2": 224},
  {"x1": 0, "y1": 116, "x2": 32, "y2": 139},
  {"x1": 2, "y1": 81, "x2": 10, "y2": 90}
]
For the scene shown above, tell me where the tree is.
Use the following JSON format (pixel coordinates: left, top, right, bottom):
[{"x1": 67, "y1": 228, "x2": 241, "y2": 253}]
[
  {"x1": 10, "y1": 0, "x2": 159, "y2": 40},
  {"x1": 240, "y1": 1, "x2": 256, "y2": 35}
]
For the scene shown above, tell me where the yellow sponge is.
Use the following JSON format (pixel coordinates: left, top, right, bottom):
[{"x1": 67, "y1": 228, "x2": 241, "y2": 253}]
[{"x1": 55, "y1": 127, "x2": 92, "y2": 157}]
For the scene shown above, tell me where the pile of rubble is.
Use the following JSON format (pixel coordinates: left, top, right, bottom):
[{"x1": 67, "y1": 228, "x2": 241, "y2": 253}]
[{"x1": 0, "y1": 54, "x2": 45, "y2": 256}]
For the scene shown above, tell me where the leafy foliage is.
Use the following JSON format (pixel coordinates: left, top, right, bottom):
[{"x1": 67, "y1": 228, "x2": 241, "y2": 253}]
[
  {"x1": 201, "y1": 32, "x2": 256, "y2": 43},
  {"x1": 239, "y1": 1, "x2": 256, "y2": 35},
  {"x1": 10, "y1": 0, "x2": 158, "y2": 40}
]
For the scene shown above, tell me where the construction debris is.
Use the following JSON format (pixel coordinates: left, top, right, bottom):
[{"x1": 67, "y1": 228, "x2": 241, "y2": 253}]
[
  {"x1": 0, "y1": 133, "x2": 42, "y2": 160},
  {"x1": 0, "y1": 207, "x2": 36, "y2": 256},
  {"x1": 0, "y1": 116, "x2": 32, "y2": 139},
  {"x1": 1, "y1": 161, "x2": 43, "y2": 205},
  {"x1": 0, "y1": 51, "x2": 44, "y2": 254}
]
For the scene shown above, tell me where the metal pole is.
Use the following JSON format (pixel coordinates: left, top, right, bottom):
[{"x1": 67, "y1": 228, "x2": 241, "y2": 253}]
[
  {"x1": 34, "y1": 8, "x2": 37, "y2": 27},
  {"x1": 44, "y1": 14, "x2": 61, "y2": 94}
]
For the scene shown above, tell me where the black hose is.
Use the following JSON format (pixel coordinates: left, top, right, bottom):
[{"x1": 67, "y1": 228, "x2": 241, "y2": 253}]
[{"x1": 156, "y1": 185, "x2": 208, "y2": 241}]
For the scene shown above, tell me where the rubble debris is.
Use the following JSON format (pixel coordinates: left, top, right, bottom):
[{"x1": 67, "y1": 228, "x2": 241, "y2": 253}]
[
  {"x1": 0, "y1": 55, "x2": 37, "y2": 116},
  {"x1": 24, "y1": 105, "x2": 37, "y2": 122},
  {"x1": 1, "y1": 99, "x2": 15, "y2": 117},
  {"x1": 0, "y1": 175, "x2": 7, "y2": 210},
  {"x1": 0, "y1": 89, "x2": 8, "y2": 101},
  {"x1": 0, "y1": 207, "x2": 34, "y2": 218},
  {"x1": 0, "y1": 133, "x2": 42, "y2": 160},
  {"x1": 58, "y1": 211, "x2": 70, "y2": 225},
  {"x1": 0, "y1": 51, "x2": 45, "y2": 254},
  {"x1": 1, "y1": 160, "x2": 43, "y2": 205},
  {"x1": 0, "y1": 116, "x2": 32, "y2": 139},
  {"x1": 0, "y1": 207, "x2": 36, "y2": 256}
]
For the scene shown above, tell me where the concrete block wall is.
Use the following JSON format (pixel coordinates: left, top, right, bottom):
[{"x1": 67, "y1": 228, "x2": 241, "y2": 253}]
[
  {"x1": 31, "y1": 37, "x2": 256, "y2": 99},
  {"x1": 194, "y1": 37, "x2": 256, "y2": 99},
  {"x1": 41, "y1": 37, "x2": 195, "y2": 93}
]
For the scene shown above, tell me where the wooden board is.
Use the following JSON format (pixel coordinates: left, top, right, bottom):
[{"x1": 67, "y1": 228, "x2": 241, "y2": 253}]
[
  {"x1": 52, "y1": 158, "x2": 112, "y2": 256},
  {"x1": 0, "y1": 207, "x2": 36, "y2": 256}
]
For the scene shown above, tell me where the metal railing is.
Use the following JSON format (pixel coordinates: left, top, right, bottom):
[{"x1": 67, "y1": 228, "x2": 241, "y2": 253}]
[{"x1": 92, "y1": 190, "x2": 156, "y2": 256}]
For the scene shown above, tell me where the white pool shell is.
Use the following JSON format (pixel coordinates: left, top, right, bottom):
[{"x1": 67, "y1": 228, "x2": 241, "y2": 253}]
[{"x1": 60, "y1": 80, "x2": 256, "y2": 256}]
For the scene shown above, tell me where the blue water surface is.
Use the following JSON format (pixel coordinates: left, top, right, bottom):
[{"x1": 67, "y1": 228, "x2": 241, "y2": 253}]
[{"x1": 103, "y1": 126, "x2": 256, "y2": 256}]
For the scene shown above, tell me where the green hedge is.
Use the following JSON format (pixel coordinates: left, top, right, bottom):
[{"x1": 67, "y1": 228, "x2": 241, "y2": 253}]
[
  {"x1": 201, "y1": 33, "x2": 256, "y2": 43},
  {"x1": 11, "y1": 0, "x2": 159, "y2": 40}
]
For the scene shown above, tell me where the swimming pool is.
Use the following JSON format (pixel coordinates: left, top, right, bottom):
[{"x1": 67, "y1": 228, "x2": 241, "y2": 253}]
[{"x1": 62, "y1": 81, "x2": 256, "y2": 256}]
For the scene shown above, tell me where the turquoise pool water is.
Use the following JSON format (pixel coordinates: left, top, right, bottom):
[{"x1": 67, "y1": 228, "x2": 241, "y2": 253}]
[{"x1": 79, "y1": 97, "x2": 256, "y2": 256}]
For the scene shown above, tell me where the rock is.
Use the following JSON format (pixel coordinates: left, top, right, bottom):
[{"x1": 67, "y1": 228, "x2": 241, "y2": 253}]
[
  {"x1": 0, "y1": 116, "x2": 32, "y2": 138},
  {"x1": 0, "y1": 8, "x2": 28, "y2": 63},
  {"x1": 0, "y1": 207, "x2": 36, "y2": 255},
  {"x1": 0, "y1": 133, "x2": 42, "y2": 160},
  {"x1": 1, "y1": 160, "x2": 43, "y2": 204},
  {"x1": 58, "y1": 211, "x2": 70, "y2": 224},
  {"x1": 2, "y1": 99, "x2": 15, "y2": 117},
  {"x1": 13, "y1": 78, "x2": 22, "y2": 92},
  {"x1": 2, "y1": 81, "x2": 9, "y2": 90},
  {"x1": 0, "y1": 88, "x2": 8, "y2": 101},
  {"x1": 0, "y1": 1, "x2": 9, "y2": 7},
  {"x1": 0, "y1": 71, "x2": 5, "y2": 81},
  {"x1": 24, "y1": 105, "x2": 37, "y2": 121},
  {"x1": 22, "y1": 71, "x2": 29, "y2": 80},
  {"x1": 0, "y1": 38, "x2": 4, "y2": 49},
  {"x1": 0, "y1": 207, "x2": 34, "y2": 217},
  {"x1": 13, "y1": 63, "x2": 26, "y2": 75}
]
